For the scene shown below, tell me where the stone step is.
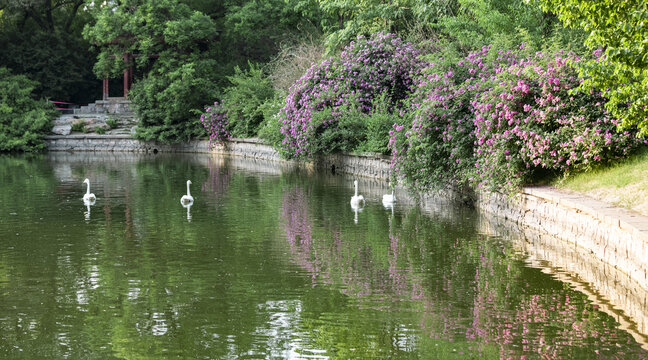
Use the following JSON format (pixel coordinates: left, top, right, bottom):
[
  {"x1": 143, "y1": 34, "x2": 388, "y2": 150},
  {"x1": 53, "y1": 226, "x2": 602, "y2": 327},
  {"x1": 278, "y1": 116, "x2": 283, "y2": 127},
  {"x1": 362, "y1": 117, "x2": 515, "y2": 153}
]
[
  {"x1": 51, "y1": 97, "x2": 136, "y2": 135},
  {"x1": 51, "y1": 113, "x2": 138, "y2": 136}
]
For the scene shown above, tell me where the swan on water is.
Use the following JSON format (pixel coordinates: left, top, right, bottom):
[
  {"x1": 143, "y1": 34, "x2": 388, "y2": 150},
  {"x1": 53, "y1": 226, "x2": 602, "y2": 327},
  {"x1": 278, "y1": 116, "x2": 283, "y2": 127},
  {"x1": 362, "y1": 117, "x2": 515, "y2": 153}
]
[
  {"x1": 350, "y1": 180, "x2": 364, "y2": 207},
  {"x1": 382, "y1": 189, "x2": 395, "y2": 207},
  {"x1": 82, "y1": 178, "x2": 96, "y2": 202},
  {"x1": 181, "y1": 180, "x2": 194, "y2": 205}
]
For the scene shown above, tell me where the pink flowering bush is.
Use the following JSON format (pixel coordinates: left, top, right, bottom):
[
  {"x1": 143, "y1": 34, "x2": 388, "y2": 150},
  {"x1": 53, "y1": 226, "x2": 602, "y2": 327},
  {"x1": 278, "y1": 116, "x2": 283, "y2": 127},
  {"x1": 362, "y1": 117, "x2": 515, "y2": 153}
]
[
  {"x1": 278, "y1": 32, "x2": 427, "y2": 159},
  {"x1": 200, "y1": 101, "x2": 230, "y2": 147},
  {"x1": 391, "y1": 46, "x2": 645, "y2": 193},
  {"x1": 390, "y1": 46, "x2": 521, "y2": 191},
  {"x1": 471, "y1": 51, "x2": 645, "y2": 192}
]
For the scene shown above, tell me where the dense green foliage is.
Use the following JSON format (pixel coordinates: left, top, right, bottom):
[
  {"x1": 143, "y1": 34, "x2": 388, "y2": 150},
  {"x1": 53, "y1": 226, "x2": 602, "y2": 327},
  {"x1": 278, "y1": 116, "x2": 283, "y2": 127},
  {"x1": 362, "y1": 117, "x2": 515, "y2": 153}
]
[
  {"x1": 83, "y1": 0, "x2": 220, "y2": 143},
  {"x1": 538, "y1": 0, "x2": 648, "y2": 136},
  {"x1": 221, "y1": 63, "x2": 275, "y2": 138},
  {"x1": 0, "y1": 67, "x2": 57, "y2": 152},
  {"x1": 0, "y1": 0, "x2": 98, "y2": 104},
  {"x1": 1, "y1": 0, "x2": 646, "y2": 194},
  {"x1": 81, "y1": 0, "x2": 319, "y2": 143}
]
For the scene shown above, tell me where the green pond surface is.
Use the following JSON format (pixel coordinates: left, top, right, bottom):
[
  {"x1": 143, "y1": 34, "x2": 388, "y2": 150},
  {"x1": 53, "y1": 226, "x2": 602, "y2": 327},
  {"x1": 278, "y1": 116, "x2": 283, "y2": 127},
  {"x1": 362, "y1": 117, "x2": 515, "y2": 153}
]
[{"x1": 0, "y1": 152, "x2": 647, "y2": 359}]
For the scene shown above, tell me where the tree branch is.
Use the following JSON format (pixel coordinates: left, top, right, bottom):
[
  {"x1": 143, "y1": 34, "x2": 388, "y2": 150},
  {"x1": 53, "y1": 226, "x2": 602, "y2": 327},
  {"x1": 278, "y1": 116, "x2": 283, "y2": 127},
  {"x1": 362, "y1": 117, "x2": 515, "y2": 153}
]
[{"x1": 63, "y1": 0, "x2": 84, "y2": 33}]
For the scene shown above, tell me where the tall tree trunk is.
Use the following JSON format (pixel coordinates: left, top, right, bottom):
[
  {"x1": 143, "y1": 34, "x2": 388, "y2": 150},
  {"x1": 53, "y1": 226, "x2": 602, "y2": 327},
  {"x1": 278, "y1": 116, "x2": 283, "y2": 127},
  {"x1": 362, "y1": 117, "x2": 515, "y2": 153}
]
[{"x1": 45, "y1": 0, "x2": 55, "y2": 32}]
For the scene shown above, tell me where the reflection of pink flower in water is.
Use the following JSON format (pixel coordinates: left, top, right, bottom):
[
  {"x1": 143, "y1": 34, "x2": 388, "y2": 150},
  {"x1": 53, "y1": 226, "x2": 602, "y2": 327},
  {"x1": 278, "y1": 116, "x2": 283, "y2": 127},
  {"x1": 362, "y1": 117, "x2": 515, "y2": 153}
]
[
  {"x1": 281, "y1": 186, "x2": 320, "y2": 278},
  {"x1": 278, "y1": 197, "x2": 641, "y2": 357},
  {"x1": 201, "y1": 157, "x2": 231, "y2": 201}
]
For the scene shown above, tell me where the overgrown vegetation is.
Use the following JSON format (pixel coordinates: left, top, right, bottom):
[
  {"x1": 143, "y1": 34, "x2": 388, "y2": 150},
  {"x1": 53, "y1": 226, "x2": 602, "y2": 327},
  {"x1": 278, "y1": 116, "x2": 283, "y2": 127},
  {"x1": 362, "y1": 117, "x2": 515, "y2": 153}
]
[
  {"x1": 0, "y1": 67, "x2": 57, "y2": 152},
  {"x1": 2, "y1": 0, "x2": 646, "y2": 198},
  {"x1": 539, "y1": 0, "x2": 648, "y2": 136}
]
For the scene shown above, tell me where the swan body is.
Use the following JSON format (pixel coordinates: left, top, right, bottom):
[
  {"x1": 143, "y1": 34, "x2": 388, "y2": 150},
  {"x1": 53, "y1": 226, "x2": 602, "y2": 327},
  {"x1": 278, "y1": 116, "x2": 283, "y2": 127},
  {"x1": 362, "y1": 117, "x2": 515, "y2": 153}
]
[
  {"x1": 350, "y1": 180, "x2": 364, "y2": 207},
  {"x1": 181, "y1": 180, "x2": 194, "y2": 205},
  {"x1": 382, "y1": 190, "x2": 395, "y2": 206},
  {"x1": 82, "y1": 178, "x2": 96, "y2": 202}
]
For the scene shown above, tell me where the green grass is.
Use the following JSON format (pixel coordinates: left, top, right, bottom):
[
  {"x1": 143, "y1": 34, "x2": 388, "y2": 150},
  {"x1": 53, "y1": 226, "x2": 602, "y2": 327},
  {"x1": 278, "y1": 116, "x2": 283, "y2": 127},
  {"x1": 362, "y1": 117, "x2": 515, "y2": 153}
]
[{"x1": 555, "y1": 147, "x2": 648, "y2": 216}]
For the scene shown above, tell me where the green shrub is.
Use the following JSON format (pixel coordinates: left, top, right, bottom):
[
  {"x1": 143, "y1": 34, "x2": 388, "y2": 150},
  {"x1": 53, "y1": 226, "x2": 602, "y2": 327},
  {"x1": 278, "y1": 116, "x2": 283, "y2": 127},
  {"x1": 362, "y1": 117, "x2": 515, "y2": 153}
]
[
  {"x1": 71, "y1": 121, "x2": 86, "y2": 133},
  {"x1": 131, "y1": 58, "x2": 218, "y2": 144},
  {"x1": 221, "y1": 63, "x2": 275, "y2": 138},
  {"x1": 106, "y1": 117, "x2": 118, "y2": 129},
  {"x1": 95, "y1": 126, "x2": 106, "y2": 134},
  {"x1": 308, "y1": 103, "x2": 367, "y2": 155},
  {"x1": 257, "y1": 95, "x2": 286, "y2": 146},
  {"x1": 0, "y1": 67, "x2": 56, "y2": 152},
  {"x1": 359, "y1": 95, "x2": 400, "y2": 154}
]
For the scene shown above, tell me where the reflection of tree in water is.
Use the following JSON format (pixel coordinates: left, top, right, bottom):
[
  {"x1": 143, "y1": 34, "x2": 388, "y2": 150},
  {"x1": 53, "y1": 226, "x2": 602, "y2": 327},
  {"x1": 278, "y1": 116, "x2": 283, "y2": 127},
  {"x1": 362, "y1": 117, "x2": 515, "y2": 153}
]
[
  {"x1": 200, "y1": 157, "x2": 231, "y2": 201},
  {"x1": 279, "y1": 192, "x2": 648, "y2": 357}
]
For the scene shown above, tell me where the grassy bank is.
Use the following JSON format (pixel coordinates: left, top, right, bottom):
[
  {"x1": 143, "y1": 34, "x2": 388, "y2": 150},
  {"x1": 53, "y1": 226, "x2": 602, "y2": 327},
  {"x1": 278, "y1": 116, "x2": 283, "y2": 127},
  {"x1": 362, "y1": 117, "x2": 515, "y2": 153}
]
[{"x1": 556, "y1": 147, "x2": 648, "y2": 217}]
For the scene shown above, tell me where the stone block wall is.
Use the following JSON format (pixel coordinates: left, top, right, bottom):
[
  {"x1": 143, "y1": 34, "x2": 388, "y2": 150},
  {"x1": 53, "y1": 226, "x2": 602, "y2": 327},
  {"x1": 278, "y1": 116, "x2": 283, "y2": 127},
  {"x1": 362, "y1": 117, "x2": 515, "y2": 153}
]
[{"x1": 478, "y1": 188, "x2": 648, "y2": 293}]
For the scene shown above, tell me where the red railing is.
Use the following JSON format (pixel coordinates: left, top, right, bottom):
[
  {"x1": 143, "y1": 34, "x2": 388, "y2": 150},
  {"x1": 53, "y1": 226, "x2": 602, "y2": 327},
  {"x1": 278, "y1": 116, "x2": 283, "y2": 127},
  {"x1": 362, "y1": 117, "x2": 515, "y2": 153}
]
[{"x1": 48, "y1": 100, "x2": 79, "y2": 112}]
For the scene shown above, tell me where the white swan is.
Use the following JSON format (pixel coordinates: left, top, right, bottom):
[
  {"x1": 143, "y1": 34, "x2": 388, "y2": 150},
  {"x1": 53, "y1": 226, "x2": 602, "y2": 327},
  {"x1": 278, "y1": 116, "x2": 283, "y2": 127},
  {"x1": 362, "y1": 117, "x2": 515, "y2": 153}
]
[
  {"x1": 82, "y1": 178, "x2": 96, "y2": 202},
  {"x1": 350, "y1": 180, "x2": 364, "y2": 207},
  {"x1": 382, "y1": 189, "x2": 395, "y2": 207},
  {"x1": 181, "y1": 180, "x2": 194, "y2": 205}
]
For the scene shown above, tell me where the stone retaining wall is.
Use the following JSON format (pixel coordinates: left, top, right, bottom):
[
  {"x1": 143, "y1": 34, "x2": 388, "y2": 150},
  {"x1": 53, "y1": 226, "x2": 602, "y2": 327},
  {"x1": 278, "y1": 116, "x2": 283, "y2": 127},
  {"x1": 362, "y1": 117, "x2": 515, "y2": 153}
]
[
  {"x1": 479, "y1": 188, "x2": 648, "y2": 292},
  {"x1": 479, "y1": 213, "x2": 648, "y2": 347}
]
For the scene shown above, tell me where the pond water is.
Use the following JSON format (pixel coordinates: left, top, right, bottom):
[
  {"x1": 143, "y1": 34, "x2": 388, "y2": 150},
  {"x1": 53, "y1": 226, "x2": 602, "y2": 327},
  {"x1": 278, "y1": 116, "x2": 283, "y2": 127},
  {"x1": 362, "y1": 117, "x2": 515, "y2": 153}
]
[{"x1": 0, "y1": 152, "x2": 647, "y2": 359}]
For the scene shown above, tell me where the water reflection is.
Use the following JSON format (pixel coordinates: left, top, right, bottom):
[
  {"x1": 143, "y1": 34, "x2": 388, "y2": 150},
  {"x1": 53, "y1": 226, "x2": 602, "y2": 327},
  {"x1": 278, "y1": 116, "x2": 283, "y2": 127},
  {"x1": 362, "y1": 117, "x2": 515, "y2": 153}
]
[
  {"x1": 279, "y1": 181, "x2": 648, "y2": 358},
  {"x1": 182, "y1": 201, "x2": 192, "y2": 222},
  {"x1": 83, "y1": 197, "x2": 95, "y2": 220},
  {"x1": 0, "y1": 153, "x2": 647, "y2": 359},
  {"x1": 351, "y1": 202, "x2": 363, "y2": 224}
]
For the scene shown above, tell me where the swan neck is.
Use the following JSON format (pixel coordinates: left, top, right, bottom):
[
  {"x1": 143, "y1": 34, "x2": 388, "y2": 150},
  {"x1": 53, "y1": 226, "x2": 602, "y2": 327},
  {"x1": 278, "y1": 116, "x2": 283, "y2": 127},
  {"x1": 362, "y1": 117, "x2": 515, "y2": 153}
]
[
  {"x1": 186, "y1": 182, "x2": 191, "y2": 196},
  {"x1": 86, "y1": 181, "x2": 91, "y2": 195},
  {"x1": 354, "y1": 182, "x2": 358, "y2": 196}
]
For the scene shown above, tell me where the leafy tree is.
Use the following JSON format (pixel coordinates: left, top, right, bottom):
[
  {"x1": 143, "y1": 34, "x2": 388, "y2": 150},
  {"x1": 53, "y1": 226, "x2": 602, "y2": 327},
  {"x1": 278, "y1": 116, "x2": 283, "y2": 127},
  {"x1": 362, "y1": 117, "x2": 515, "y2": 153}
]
[
  {"x1": 539, "y1": 0, "x2": 648, "y2": 136},
  {"x1": 0, "y1": 0, "x2": 86, "y2": 33},
  {"x1": 221, "y1": 63, "x2": 275, "y2": 138},
  {"x1": 84, "y1": 0, "x2": 221, "y2": 143},
  {"x1": 293, "y1": 0, "x2": 457, "y2": 51},
  {"x1": 0, "y1": 0, "x2": 98, "y2": 103},
  {"x1": 0, "y1": 67, "x2": 57, "y2": 152},
  {"x1": 438, "y1": 0, "x2": 552, "y2": 50}
]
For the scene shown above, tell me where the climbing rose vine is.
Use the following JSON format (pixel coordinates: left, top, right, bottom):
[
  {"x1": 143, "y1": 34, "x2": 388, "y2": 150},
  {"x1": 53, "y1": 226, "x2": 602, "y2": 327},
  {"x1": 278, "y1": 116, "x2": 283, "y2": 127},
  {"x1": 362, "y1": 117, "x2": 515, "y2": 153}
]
[
  {"x1": 389, "y1": 45, "x2": 520, "y2": 191},
  {"x1": 471, "y1": 51, "x2": 645, "y2": 192}
]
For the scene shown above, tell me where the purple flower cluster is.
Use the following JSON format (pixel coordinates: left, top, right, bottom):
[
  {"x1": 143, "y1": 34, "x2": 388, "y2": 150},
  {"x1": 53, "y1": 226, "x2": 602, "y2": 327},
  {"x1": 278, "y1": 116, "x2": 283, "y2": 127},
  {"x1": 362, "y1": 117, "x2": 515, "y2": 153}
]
[
  {"x1": 278, "y1": 33, "x2": 426, "y2": 159},
  {"x1": 200, "y1": 101, "x2": 230, "y2": 148}
]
